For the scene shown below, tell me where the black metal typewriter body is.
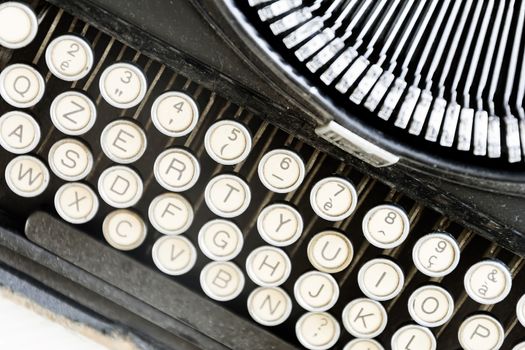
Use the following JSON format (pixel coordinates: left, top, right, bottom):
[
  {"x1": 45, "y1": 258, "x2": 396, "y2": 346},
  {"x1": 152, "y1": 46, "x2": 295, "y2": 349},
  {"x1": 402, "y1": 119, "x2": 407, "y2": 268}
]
[{"x1": 0, "y1": 1, "x2": 525, "y2": 349}]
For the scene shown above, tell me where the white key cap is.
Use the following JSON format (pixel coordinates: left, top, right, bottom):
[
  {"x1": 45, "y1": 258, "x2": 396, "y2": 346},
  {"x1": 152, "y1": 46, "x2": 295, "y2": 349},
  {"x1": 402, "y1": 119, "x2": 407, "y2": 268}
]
[
  {"x1": 343, "y1": 339, "x2": 384, "y2": 350},
  {"x1": 258, "y1": 149, "x2": 305, "y2": 193},
  {"x1": 257, "y1": 203, "x2": 303, "y2": 247},
  {"x1": 516, "y1": 294, "x2": 525, "y2": 327},
  {"x1": 514, "y1": 342, "x2": 525, "y2": 350},
  {"x1": 102, "y1": 209, "x2": 146, "y2": 250},
  {"x1": 54, "y1": 182, "x2": 98, "y2": 224},
  {"x1": 362, "y1": 204, "x2": 410, "y2": 249},
  {"x1": 246, "y1": 246, "x2": 291, "y2": 287},
  {"x1": 204, "y1": 174, "x2": 251, "y2": 218},
  {"x1": 204, "y1": 120, "x2": 252, "y2": 165},
  {"x1": 48, "y1": 138, "x2": 93, "y2": 181},
  {"x1": 99, "y1": 62, "x2": 147, "y2": 109},
  {"x1": 294, "y1": 271, "x2": 339, "y2": 312},
  {"x1": 153, "y1": 148, "x2": 200, "y2": 192},
  {"x1": 342, "y1": 298, "x2": 387, "y2": 338},
  {"x1": 391, "y1": 325, "x2": 436, "y2": 350},
  {"x1": 97, "y1": 165, "x2": 143, "y2": 208},
  {"x1": 151, "y1": 91, "x2": 199, "y2": 137},
  {"x1": 5, "y1": 155, "x2": 49, "y2": 197},
  {"x1": 45, "y1": 35, "x2": 94, "y2": 81},
  {"x1": 50, "y1": 91, "x2": 97, "y2": 136},
  {"x1": 247, "y1": 286, "x2": 292, "y2": 326},
  {"x1": 198, "y1": 219, "x2": 243, "y2": 261},
  {"x1": 408, "y1": 285, "x2": 454, "y2": 328},
  {"x1": 100, "y1": 119, "x2": 146, "y2": 164},
  {"x1": 412, "y1": 232, "x2": 460, "y2": 277},
  {"x1": 0, "y1": 2, "x2": 37, "y2": 49},
  {"x1": 200, "y1": 261, "x2": 245, "y2": 302},
  {"x1": 310, "y1": 177, "x2": 357, "y2": 221},
  {"x1": 0, "y1": 111, "x2": 40, "y2": 154},
  {"x1": 458, "y1": 314, "x2": 504, "y2": 350},
  {"x1": 148, "y1": 193, "x2": 193, "y2": 235},
  {"x1": 358, "y1": 258, "x2": 404, "y2": 301},
  {"x1": 0, "y1": 63, "x2": 44, "y2": 108},
  {"x1": 152, "y1": 235, "x2": 197, "y2": 276},
  {"x1": 307, "y1": 230, "x2": 353, "y2": 273},
  {"x1": 295, "y1": 312, "x2": 340, "y2": 350},
  {"x1": 464, "y1": 259, "x2": 512, "y2": 305}
]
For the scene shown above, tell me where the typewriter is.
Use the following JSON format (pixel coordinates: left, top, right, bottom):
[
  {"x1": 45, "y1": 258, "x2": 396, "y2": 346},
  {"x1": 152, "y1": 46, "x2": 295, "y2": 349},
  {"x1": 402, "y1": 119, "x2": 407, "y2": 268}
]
[{"x1": 0, "y1": 0, "x2": 525, "y2": 349}]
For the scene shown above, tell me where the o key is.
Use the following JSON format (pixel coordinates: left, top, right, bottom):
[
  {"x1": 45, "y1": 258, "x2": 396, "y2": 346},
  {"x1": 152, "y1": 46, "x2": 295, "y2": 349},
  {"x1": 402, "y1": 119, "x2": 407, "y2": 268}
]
[
  {"x1": 295, "y1": 312, "x2": 340, "y2": 350},
  {"x1": 151, "y1": 91, "x2": 199, "y2": 137},
  {"x1": 102, "y1": 209, "x2": 147, "y2": 251},
  {"x1": 307, "y1": 230, "x2": 353, "y2": 273},
  {"x1": 247, "y1": 287, "x2": 292, "y2": 326},
  {"x1": 310, "y1": 177, "x2": 358, "y2": 221},
  {"x1": 0, "y1": 63, "x2": 45, "y2": 108},
  {"x1": 408, "y1": 285, "x2": 454, "y2": 328},
  {"x1": 0, "y1": 111, "x2": 40, "y2": 154},
  {"x1": 342, "y1": 298, "x2": 387, "y2": 338},
  {"x1": 204, "y1": 120, "x2": 252, "y2": 165},
  {"x1": 0, "y1": 2, "x2": 38, "y2": 49},
  {"x1": 464, "y1": 259, "x2": 512, "y2": 305},
  {"x1": 458, "y1": 314, "x2": 504, "y2": 350},
  {"x1": 258, "y1": 149, "x2": 305, "y2": 193},
  {"x1": 152, "y1": 235, "x2": 197, "y2": 276},
  {"x1": 45, "y1": 35, "x2": 94, "y2": 81},
  {"x1": 99, "y1": 62, "x2": 147, "y2": 109},
  {"x1": 391, "y1": 324, "x2": 436, "y2": 350},
  {"x1": 358, "y1": 258, "x2": 404, "y2": 301},
  {"x1": 50, "y1": 91, "x2": 97, "y2": 136}
]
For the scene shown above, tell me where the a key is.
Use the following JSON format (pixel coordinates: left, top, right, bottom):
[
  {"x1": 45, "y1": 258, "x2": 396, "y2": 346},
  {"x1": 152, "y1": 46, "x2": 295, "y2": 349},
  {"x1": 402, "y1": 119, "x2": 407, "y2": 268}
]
[{"x1": 0, "y1": 111, "x2": 40, "y2": 154}]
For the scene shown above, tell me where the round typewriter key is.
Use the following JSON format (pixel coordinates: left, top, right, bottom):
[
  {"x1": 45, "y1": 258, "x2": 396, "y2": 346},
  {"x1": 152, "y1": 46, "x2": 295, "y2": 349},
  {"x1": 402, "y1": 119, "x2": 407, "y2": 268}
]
[
  {"x1": 392, "y1": 325, "x2": 436, "y2": 350},
  {"x1": 152, "y1": 235, "x2": 197, "y2": 276},
  {"x1": 45, "y1": 34, "x2": 93, "y2": 81},
  {"x1": 48, "y1": 138, "x2": 93, "y2": 181},
  {"x1": 0, "y1": 63, "x2": 45, "y2": 108},
  {"x1": 342, "y1": 298, "x2": 387, "y2": 338},
  {"x1": 408, "y1": 285, "x2": 454, "y2": 328},
  {"x1": 148, "y1": 193, "x2": 193, "y2": 235},
  {"x1": 458, "y1": 314, "x2": 504, "y2": 350},
  {"x1": 204, "y1": 120, "x2": 252, "y2": 165},
  {"x1": 516, "y1": 294, "x2": 525, "y2": 327},
  {"x1": 54, "y1": 182, "x2": 98, "y2": 224},
  {"x1": 362, "y1": 204, "x2": 410, "y2": 249},
  {"x1": 258, "y1": 149, "x2": 305, "y2": 193},
  {"x1": 0, "y1": 111, "x2": 40, "y2": 154},
  {"x1": 0, "y1": 2, "x2": 37, "y2": 49},
  {"x1": 247, "y1": 287, "x2": 292, "y2": 326},
  {"x1": 464, "y1": 259, "x2": 512, "y2": 305},
  {"x1": 50, "y1": 91, "x2": 97, "y2": 136},
  {"x1": 99, "y1": 62, "x2": 147, "y2": 109},
  {"x1": 151, "y1": 91, "x2": 199, "y2": 137},
  {"x1": 153, "y1": 148, "x2": 200, "y2": 192},
  {"x1": 98, "y1": 165, "x2": 143, "y2": 208},
  {"x1": 102, "y1": 209, "x2": 146, "y2": 251},
  {"x1": 204, "y1": 174, "x2": 251, "y2": 218},
  {"x1": 310, "y1": 177, "x2": 357, "y2": 221},
  {"x1": 294, "y1": 271, "x2": 339, "y2": 312},
  {"x1": 513, "y1": 342, "x2": 525, "y2": 350},
  {"x1": 412, "y1": 232, "x2": 460, "y2": 277},
  {"x1": 200, "y1": 261, "x2": 245, "y2": 302},
  {"x1": 100, "y1": 119, "x2": 146, "y2": 164},
  {"x1": 246, "y1": 245, "x2": 291, "y2": 287},
  {"x1": 257, "y1": 203, "x2": 303, "y2": 247},
  {"x1": 296, "y1": 312, "x2": 340, "y2": 350},
  {"x1": 358, "y1": 258, "x2": 404, "y2": 301},
  {"x1": 198, "y1": 219, "x2": 243, "y2": 261},
  {"x1": 307, "y1": 230, "x2": 353, "y2": 273},
  {"x1": 343, "y1": 339, "x2": 384, "y2": 350},
  {"x1": 5, "y1": 155, "x2": 49, "y2": 197}
]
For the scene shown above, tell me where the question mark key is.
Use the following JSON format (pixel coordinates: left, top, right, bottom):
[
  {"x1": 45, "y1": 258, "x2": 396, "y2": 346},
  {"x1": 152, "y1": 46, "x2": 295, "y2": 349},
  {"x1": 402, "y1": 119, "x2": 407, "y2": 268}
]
[{"x1": 296, "y1": 312, "x2": 340, "y2": 350}]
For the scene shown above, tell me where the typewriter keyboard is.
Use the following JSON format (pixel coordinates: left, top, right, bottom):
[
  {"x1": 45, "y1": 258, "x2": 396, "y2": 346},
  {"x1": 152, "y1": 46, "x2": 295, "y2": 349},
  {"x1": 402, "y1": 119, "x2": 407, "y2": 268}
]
[{"x1": 1, "y1": 2, "x2": 525, "y2": 349}]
